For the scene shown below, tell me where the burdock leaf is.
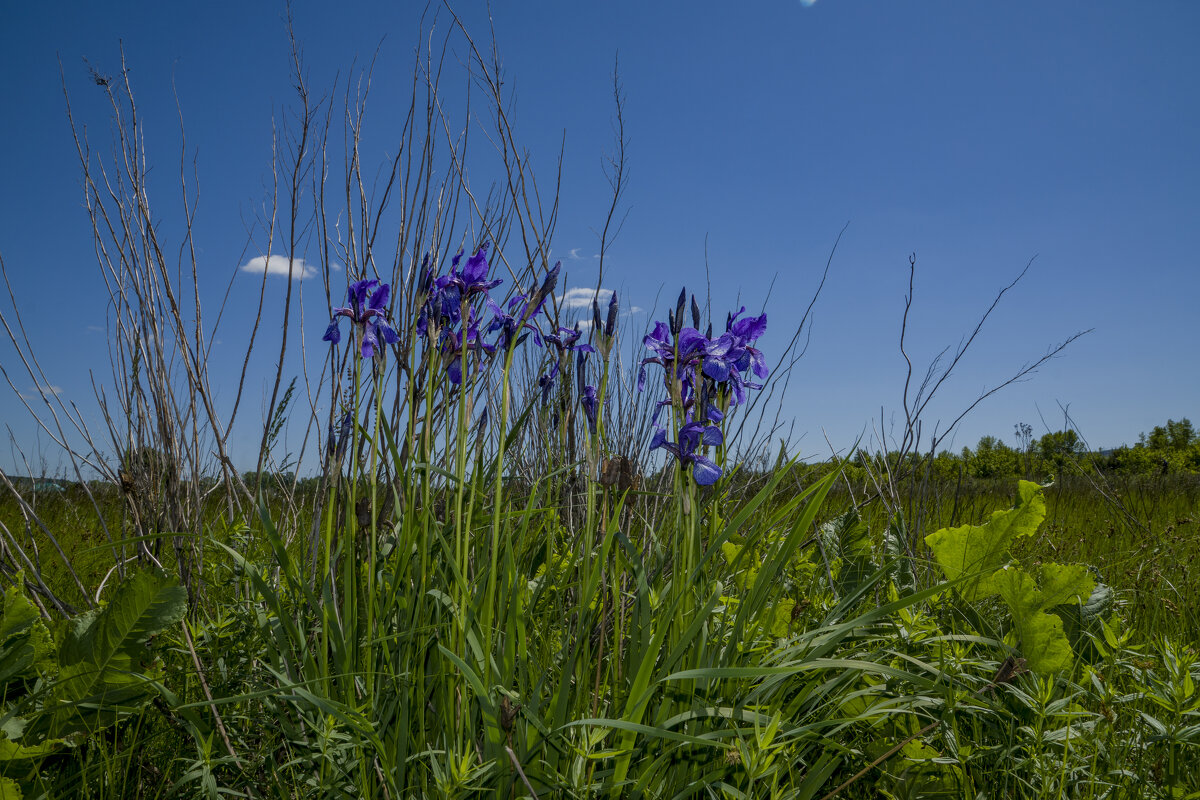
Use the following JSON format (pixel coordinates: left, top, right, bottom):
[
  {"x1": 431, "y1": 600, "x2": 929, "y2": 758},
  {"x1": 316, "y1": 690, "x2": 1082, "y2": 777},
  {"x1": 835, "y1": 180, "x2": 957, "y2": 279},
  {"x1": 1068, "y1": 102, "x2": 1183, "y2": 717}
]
[
  {"x1": 0, "y1": 576, "x2": 57, "y2": 686},
  {"x1": 1016, "y1": 611, "x2": 1075, "y2": 673},
  {"x1": 992, "y1": 566, "x2": 1043, "y2": 617},
  {"x1": 48, "y1": 570, "x2": 186, "y2": 738},
  {"x1": 1039, "y1": 563, "x2": 1096, "y2": 608},
  {"x1": 924, "y1": 480, "x2": 1046, "y2": 601},
  {"x1": 992, "y1": 565, "x2": 1077, "y2": 673},
  {"x1": 770, "y1": 599, "x2": 796, "y2": 638}
]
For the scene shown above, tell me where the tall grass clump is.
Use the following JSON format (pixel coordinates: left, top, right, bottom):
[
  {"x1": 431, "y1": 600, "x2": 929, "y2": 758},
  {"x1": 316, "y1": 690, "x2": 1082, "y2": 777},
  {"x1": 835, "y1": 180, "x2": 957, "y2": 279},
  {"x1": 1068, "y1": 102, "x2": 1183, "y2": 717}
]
[{"x1": 0, "y1": 13, "x2": 1197, "y2": 800}]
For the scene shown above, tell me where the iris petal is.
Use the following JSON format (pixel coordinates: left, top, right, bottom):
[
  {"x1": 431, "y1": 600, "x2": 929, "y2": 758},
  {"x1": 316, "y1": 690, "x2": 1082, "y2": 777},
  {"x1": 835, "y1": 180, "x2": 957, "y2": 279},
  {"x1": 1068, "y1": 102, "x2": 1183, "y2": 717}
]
[
  {"x1": 348, "y1": 279, "x2": 379, "y2": 316},
  {"x1": 361, "y1": 325, "x2": 380, "y2": 358},
  {"x1": 731, "y1": 312, "x2": 767, "y2": 340},
  {"x1": 368, "y1": 283, "x2": 390, "y2": 312},
  {"x1": 376, "y1": 319, "x2": 400, "y2": 344},
  {"x1": 701, "y1": 425, "x2": 723, "y2": 447},
  {"x1": 749, "y1": 348, "x2": 769, "y2": 378},
  {"x1": 702, "y1": 357, "x2": 730, "y2": 382},
  {"x1": 463, "y1": 246, "x2": 489, "y2": 283},
  {"x1": 691, "y1": 457, "x2": 722, "y2": 486},
  {"x1": 322, "y1": 319, "x2": 342, "y2": 344},
  {"x1": 677, "y1": 327, "x2": 709, "y2": 357}
]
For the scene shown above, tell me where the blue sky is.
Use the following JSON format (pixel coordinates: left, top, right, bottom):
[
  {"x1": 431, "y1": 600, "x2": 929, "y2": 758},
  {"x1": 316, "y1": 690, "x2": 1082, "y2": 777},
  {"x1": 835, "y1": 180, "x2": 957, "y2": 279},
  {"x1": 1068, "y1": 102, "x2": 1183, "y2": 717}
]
[{"x1": 1, "y1": 1, "x2": 1197, "y2": 474}]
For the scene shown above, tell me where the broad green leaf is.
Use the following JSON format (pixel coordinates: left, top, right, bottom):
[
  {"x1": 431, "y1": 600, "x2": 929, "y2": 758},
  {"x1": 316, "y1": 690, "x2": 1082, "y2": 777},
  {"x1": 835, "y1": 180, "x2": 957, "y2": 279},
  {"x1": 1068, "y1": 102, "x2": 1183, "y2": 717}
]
[
  {"x1": 820, "y1": 509, "x2": 871, "y2": 562},
  {"x1": 820, "y1": 509, "x2": 875, "y2": 597},
  {"x1": 47, "y1": 570, "x2": 186, "y2": 737},
  {"x1": 1014, "y1": 610, "x2": 1075, "y2": 673},
  {"x1": 1039, "y1": 563, "x2": 1095, "y2": 608},
  {"x1": 0, "y1": 776, "x2": 21, "y2": 799},
  {"x1": 1080, "y1": 583, "x2": 1114, "y2": 622},
  {"x1": 0, "y1": 736, "x2": 60, "y2": 762},
  {"x1": 770, "y1": 599, "x2": 796, "y2": 638},
  {"x1": 58, "y1": 569, "x2": 186, "y2": 683},
  {"x1": 992, "y1": 566, "x2": 1043, "y2": 617},
  {"x1": 991, "y1": 566, "x2": 1075, "y2": 673},
  {"x1": 0, "y1": 577, "x2": 56, "y2": 688},
  {"x1": 924, "y1": 480, "x2": 1045, "y2": 601}
]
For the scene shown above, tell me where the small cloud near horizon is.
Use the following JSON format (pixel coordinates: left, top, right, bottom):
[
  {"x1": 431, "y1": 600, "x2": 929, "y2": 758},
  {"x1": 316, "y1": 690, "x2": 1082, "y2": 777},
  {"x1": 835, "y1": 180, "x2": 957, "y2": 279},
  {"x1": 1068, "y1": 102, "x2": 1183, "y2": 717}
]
[
  {"x1": 566, "y1": 248, "x2": 582, "y2": 260},
  {"x1": 239, "y1": 254, "x2": 318, "y2": 281},
  {"x1": 800, "y1": 0, "x2": 818, "y2": 6}
]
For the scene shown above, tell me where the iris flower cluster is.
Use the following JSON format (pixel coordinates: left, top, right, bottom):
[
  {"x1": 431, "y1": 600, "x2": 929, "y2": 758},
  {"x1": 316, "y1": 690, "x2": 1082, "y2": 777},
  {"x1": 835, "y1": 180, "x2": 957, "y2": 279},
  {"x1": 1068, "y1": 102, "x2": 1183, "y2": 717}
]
[
  {"x1": 327, "y1": 248, "x2": 617, "y2": 458},
  {"x1": 639, "y1": 288, "x2": 768, "y2": 485},
  {"x1": 410, "y1": 245, "x2": 563, "y2": 387},
  {"x1": 322, "y1": 279, "x2": 400, "y2": 359}
]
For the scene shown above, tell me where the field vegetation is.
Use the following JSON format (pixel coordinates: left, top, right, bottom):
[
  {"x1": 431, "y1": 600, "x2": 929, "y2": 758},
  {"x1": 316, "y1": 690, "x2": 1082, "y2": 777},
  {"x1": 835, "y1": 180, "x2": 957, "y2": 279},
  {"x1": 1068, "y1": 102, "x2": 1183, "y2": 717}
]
[{"x1": 0, "y1": 18, "x2": 1196, "y2": 800}]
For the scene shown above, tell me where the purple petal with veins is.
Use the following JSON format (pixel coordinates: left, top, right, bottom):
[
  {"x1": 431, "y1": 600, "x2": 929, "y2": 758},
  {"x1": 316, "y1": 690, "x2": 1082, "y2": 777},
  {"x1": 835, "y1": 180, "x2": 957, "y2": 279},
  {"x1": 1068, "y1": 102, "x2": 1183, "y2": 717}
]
[
  {"x1": 692, "y1": 457, "x2": 722, "y2": 485},
  {"x1": 322, "y1": 319, "x2": 342, "y2": 344}
]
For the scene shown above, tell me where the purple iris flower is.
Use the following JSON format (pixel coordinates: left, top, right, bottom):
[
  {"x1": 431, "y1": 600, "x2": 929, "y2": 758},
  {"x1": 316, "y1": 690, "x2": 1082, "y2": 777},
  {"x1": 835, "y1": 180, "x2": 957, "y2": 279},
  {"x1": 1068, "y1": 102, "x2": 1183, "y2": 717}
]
[
  {"x1": 537, "y1": 360, "x2": 560, "y2": 404},
  {"x1": 435, "y1": 245, "x2": 503, "y2": 323},
  {"x1": 651, "y1": 421, "x2": 724, "y2": 486},
  {"x1": 486, "y1": 294, "x2": 539, "y2": 350},
  {"x1": 541, "y1": 324, "x2": 595, "y2": 354},
  {"x1": 535, "y1": 323, "x2": 595, "y2": 403},
  {"x1": 725, "y1": 307, "x2": 769, "y2": 378},
  {"x1": 700, "y1": 333, "x2": 740, "y2": 382},
  {"x1": 637, "y1": 322, "x2": 709, "y2": 392},
  {"x1": 485, "y1": 264, "x2": 561, "y2": 350},
  {"x1": 580, "y1": 384, "x2": 599, "y2": 434},
  {"x1": 323, "y1": 279, "x2": 400, "y2": 359},
  {"x1": 639, "y1": 289, "x2": 771, "y2": 480}
]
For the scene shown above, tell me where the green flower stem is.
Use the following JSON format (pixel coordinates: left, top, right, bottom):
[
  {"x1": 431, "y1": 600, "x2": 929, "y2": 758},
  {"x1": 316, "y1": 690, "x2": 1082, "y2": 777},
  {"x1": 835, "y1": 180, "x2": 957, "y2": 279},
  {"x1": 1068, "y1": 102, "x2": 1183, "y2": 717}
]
[
  {"x1": 364, "y1": 355, "x2": 386, "y2": 701},
  {"x1": 484, "y1": 340, "x2": 519, "y2": 654}
]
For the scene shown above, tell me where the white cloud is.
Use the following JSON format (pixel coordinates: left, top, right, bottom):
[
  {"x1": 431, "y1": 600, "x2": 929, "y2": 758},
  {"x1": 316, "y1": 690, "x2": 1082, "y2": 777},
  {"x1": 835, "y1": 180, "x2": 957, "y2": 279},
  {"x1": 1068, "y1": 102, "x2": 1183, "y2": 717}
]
[
  {"x1": 19, "y1": 383, "x2": 62, "y2": 400},
  {"x1": 800, "y1": 0, "x2": 818, "y2": 6},
  {"x1": 239, "y1": 254, "x2": 318, "y2": 281},
  {"x1": 560, "y1": 287, "x2": 614, "y2": 310},
  {"x1": 626, "y1": 305, "x2": 644, "y2": 315},
  {"x1": 575, "y1": 319, "x2": 594, "y2": 331},
  {"x1": 567, "y1": 248, "x2": 582, "y2": 260}
]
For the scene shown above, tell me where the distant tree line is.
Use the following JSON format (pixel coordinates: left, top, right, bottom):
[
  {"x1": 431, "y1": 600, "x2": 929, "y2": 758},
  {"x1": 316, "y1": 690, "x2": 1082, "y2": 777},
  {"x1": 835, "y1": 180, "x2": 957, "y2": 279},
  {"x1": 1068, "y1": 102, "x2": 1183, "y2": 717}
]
[
  {"x1": 949, "y1": 417, "x2": 1200, "y2": 479},
  {"x1": 765, "y1": 417, "x2": 1200, "y2": 491}
]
